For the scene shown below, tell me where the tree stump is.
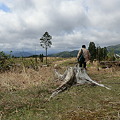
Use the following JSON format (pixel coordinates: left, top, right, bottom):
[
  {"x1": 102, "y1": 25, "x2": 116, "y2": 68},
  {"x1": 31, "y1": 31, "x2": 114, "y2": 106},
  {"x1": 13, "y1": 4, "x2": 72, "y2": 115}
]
[{"x1": 49, "y1": 65, "x2": 110, "y2": 100}]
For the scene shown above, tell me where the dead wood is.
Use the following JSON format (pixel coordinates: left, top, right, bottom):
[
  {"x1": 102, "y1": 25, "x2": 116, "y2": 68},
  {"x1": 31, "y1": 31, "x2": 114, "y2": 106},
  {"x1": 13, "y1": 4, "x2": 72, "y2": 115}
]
[
  {"x1": 49, "y1": 65, "x2": 111, "y2": 100},
  {"x1": 100, "y1": 61, "x2": 120, "y2": 68}
]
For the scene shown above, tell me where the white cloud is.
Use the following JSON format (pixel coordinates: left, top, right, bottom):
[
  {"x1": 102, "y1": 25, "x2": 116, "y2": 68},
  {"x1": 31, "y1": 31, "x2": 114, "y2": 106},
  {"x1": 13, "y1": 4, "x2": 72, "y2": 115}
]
[{"x1": 0, "y1": 0, "x2": 120, "y2": 52}]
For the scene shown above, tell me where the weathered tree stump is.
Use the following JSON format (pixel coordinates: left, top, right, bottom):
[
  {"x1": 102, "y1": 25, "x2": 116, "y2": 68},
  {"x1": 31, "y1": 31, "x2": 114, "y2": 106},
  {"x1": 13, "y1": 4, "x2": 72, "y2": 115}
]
[{"x1": 49, "y1": 65, "x2": 110, "y2": 100}]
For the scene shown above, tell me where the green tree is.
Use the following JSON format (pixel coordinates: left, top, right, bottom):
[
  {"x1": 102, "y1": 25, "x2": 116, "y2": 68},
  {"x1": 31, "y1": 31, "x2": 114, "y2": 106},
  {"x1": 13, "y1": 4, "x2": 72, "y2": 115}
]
[
  {"x1": 99, "y1": 47, "x2": 104, "y2": 61},
  {"x1": 40, "y1": 32, "x2": 52, "y2": 64},
  {"x1": 103, "y1": 47, "x2": 108, "y2": 60},
  {"x1": 96, "y1": 46, "x2": 102, "y2": 62},
  {"x1": 96, "y1": 46, "x2": 108, "y2": 62},
  {"x1": 88, "y1": 42, "x2": 96, "y2": 62},
  {"x1": 96, "y1": 47, "x2": 99, "y2": 61}
]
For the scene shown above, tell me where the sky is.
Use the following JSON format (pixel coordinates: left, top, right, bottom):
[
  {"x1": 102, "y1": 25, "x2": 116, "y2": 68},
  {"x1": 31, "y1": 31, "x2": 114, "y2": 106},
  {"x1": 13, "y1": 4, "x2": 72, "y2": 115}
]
[{"x1": 0, "y1": 0, "x2": 120, "y2": 53}]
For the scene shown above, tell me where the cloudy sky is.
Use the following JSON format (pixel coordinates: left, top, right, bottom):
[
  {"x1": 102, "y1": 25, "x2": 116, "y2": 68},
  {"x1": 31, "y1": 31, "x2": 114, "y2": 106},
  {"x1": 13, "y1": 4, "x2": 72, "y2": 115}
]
[{"x1": 0, "y1": 0, "x2": 120, "y2": 53}]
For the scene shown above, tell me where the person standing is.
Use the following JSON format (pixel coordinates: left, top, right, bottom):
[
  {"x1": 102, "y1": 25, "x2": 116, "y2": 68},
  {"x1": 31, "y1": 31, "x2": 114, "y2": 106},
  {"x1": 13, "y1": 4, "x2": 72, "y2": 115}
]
[{"x1": 77, "y1": 45, "x2": 90, "y2": 69}]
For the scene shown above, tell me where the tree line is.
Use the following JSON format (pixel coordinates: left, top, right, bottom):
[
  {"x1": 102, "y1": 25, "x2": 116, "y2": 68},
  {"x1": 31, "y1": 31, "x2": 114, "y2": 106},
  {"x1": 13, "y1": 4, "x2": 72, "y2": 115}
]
[
  {"x1": 88, "y1": 42, "x2": 115, "y2": 62},
  {"x1": 0, "y1": 32, "x2": 117, "y2": 68}
]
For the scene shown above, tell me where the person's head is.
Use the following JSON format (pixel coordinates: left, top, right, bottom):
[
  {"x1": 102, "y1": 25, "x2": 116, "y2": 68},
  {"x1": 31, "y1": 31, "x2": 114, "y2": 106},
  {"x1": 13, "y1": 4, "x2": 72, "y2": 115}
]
[{"x1": 82, "y1": 45, "x2": 86, "y2": 48}]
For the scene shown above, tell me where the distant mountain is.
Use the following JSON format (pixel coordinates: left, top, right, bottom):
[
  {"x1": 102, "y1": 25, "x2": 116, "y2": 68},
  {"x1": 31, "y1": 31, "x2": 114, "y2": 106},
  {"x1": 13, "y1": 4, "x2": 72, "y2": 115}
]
[
  {"x1": 48, "y1": 44, "x2": 120, "y2": 58},
  {"x1": 49, "y1": 50, "x2": 79, "y2": 57},
  {"x1": 107, "y1": 44, "x2": 120, "y2": 55},
  {"x1": 11, "y1": 52, "x2": 33, "y2": 57},
  {"x1": 3, "y1": 44, "x2": 120, "y2": 58}
]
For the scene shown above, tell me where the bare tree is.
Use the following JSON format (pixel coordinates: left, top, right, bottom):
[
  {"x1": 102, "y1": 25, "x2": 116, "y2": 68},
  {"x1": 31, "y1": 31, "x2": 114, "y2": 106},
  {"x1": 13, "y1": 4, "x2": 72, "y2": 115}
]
[{"x1": 40, "y1": 32, "x2": 52, "y2": 64}]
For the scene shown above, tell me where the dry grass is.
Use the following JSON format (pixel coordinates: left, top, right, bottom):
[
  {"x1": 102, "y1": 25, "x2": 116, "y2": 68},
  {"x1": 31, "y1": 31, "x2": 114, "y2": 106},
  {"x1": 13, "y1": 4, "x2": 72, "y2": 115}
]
[
  {"x1": 0, "y1": 57, "x2": 120, "y2": 120},
  {"x1": 0, "y1": 57, "x2": 70, "y2": 92},
  {"x1": 0, "y1": 67, "x2": 55, "y2": 91}
]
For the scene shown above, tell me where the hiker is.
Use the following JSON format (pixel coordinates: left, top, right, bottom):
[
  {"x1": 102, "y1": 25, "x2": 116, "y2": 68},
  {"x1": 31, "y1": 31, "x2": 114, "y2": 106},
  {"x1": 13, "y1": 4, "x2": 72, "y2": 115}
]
[{"x1": 77, "y1": 45, "x2": 90, "y2": 69}]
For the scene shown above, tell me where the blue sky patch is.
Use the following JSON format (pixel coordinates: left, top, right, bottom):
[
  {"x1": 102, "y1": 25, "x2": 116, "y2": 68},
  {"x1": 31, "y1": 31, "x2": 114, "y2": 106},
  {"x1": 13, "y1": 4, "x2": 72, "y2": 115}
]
[{"x1": 0, "y1": 3, "x2": 10, "y2": 12}]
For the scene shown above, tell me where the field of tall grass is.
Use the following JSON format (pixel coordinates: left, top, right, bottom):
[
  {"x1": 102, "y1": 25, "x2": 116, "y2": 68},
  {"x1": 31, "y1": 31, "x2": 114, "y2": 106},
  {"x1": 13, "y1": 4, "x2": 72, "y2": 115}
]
[{"x1": 0, "y1": 57, "x2": 120, "y2": 120}]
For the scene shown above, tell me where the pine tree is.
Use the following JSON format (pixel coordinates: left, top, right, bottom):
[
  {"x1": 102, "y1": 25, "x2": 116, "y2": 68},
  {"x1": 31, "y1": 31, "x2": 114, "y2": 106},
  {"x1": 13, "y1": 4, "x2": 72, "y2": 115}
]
[
  {"x1": 88, "y1": 42, "x2": 96, "y2": 62},
  {"x1": 103, "y1": 47, "x2": 108, "y2": 60},
  {"x1": 40, "y1": 32, "x2": 52, "y2": 64}
]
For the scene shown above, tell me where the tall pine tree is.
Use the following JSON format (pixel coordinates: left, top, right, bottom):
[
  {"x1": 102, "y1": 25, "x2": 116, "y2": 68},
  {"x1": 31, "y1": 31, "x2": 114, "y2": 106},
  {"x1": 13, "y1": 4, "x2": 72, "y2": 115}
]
[
  {"x1": 88, "y1": 42, "x2": 96, "y2": 62},
  {"x1": 40, "y1": 32, "x2": 52, "y2": 64},
  {"x1": 96, "y1": 46, "x2": 108, "y2": 62}
]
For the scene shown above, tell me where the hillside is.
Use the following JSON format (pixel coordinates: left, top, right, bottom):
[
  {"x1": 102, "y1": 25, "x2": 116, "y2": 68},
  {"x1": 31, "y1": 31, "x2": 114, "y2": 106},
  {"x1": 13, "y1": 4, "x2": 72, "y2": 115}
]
[
  {"x1": 49, "y1": 50, "x2": 79, "y2": 57},
  {"x1": 107, "y1": 44, "x2": 120, "y2": 54},
  {"x1": 49, "y1": 44, "x2": 120, "y2": 57}
]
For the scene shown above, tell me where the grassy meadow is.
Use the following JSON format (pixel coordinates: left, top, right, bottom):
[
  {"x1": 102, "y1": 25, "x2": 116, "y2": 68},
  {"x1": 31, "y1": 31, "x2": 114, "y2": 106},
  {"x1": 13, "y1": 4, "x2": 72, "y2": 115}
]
[{"x1": 0, "y1": 57, "x2": 120, "y2": 120}]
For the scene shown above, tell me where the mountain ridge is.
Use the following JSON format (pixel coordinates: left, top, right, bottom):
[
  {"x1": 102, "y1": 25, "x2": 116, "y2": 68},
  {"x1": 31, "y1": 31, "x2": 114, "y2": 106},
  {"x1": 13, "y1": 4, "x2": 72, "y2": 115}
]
[
  {"x1": 107, "y1": 44, "x2": 120, "y2": 54},
  {"x1": 3, "y1": 44, "x2": 120, "y2": 57},
  {"x1": 49, "y1": 44, "x2": 120, "y2": 57}
]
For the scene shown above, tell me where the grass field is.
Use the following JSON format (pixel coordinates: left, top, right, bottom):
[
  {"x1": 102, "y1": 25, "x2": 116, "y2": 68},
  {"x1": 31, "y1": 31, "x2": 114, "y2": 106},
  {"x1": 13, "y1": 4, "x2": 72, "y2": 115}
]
[{"x1": 0, "y1": 57, "x2": 120, "y2": 120}]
